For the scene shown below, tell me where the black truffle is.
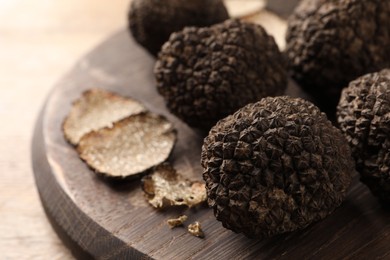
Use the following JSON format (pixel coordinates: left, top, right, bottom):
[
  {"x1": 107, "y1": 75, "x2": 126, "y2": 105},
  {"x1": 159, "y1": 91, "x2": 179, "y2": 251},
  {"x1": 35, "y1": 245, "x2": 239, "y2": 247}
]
[
  {"x1": 286, "y1": 0, "x2": 390, "y2": 112},
  {"x1": 201, "y1": 96, "x2": 354, "y2": 238},
  {"x1": 337, "y1": 69, "x2": 390, "y2": 203},
  {"x1": 128, "y1": 0, "x2": 229, "y2": 56},
  {"x1": 155, "y1": 19, "x2": 287, "y2": 130}
]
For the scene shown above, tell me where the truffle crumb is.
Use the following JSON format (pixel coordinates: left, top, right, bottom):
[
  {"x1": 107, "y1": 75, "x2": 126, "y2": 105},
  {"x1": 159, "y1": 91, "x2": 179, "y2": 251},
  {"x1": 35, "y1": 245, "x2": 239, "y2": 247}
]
[
  {"x1": 167, "y1": 215, "x2": 188, "y2": 229},
  {"x1": 188, "y1": 222, "x2": 205, "y2": 238}
]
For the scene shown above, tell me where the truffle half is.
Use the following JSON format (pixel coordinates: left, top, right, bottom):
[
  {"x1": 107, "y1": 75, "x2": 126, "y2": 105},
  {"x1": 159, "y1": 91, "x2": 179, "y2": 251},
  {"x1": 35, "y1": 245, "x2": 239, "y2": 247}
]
[
  {"x1": 128, "y1": 0, "x2": 229, "y2": 56},
  {"x1": 337, "y1": 69, "x2": 390, "y2": 203},
  {"x1": 286, "y1": 0, "x2": 390, "y2": 112},
  {"x1": 155, "y1": 19, "x2": 287, "y2": 130},
  {"x1": 201, "y1": 96, "x2": 354, "y2": 238}
]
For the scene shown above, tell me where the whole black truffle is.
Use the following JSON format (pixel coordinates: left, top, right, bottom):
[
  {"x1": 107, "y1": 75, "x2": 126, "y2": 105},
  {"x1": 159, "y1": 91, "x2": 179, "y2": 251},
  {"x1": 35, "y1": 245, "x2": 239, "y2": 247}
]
[
  {"x1": 337, "y1": 69, "x2": 390, "y2": 203},
  {"x1": 201, "y1": 96, "x2": 354, "y2": 238},
  {"x1": 286, "y1": 0, "x2": 390, "y2": 112},
  {"x1": 155, "y1": 19, "x2": 287, "y2": 130},
  {"x1": 128, "y1": 0, "x2": 229, "y2": 56}
]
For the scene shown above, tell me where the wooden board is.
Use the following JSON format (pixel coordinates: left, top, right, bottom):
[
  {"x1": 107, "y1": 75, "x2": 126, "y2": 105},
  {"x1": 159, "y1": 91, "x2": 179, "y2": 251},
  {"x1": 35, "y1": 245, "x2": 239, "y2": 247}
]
[{"x1": 32, "y1": 28, "x2": 390, "y2": 259}]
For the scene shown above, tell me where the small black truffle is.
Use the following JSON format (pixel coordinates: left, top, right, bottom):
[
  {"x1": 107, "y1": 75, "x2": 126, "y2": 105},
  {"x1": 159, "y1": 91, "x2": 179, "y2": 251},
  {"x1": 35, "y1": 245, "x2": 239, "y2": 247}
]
[
  {"x1": 286, "y1": 0, "x2": 390, "y2": 112},
  {"x1": 201, "y1": 96, "x2": 354, "y2": 238},
  {"x1": 128, "y1": 0, "x2": 229, "y2": 56},
  {"x1": 337, "y1": 69, "x2": 390, "y2": 203},
  {"x1": 155, "y1": 19, "x2": 287, "y2": 130}
]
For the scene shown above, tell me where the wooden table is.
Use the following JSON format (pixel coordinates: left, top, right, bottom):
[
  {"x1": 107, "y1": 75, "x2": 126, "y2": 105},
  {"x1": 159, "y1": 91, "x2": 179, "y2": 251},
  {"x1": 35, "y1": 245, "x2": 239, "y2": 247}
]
[{"x1": 0, "y1": 1, "x2": 127, "y2": 259}]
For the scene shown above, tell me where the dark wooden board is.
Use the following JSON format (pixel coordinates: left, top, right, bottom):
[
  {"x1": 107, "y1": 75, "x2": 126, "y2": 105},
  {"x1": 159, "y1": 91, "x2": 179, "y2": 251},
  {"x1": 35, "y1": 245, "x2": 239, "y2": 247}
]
[{"x1": 32, "y1": 29, "x2": 390, "y2": 259}]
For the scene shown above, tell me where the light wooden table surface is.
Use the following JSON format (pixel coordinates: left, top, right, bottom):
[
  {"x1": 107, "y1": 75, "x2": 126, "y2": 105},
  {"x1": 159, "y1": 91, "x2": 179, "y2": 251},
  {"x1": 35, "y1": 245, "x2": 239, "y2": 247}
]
[
  {"x1": 0, "y1": 1, "x2": 128, "y2": 259},
  {"x1": 0, "y1": 1, "x2": 285, "y2": 259}
]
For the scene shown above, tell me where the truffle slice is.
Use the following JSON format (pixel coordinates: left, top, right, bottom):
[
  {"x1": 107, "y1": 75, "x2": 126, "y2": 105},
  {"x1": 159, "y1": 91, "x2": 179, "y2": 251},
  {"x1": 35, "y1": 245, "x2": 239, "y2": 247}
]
[
  {"x1": 337, "y1": 69, "x2": 390, "y2": 203},
  {"x1": 202, "y1": 96, "x2": 354, "y2": 238},
  {"x1": 77, "y1": 112, "x2": 176, "y2": 178},
  {"x1": 142, "y1": 164, "x2": 206, "y2": 209},
  {"x1": 155, "y1": 19, "x2": 287, "y2": 129},
  {"x1": 63, "y1": 88, "x2": 146, "y2": 145},
  {"x1": 128, "y1": 0, "x2": 229, "y2": 56},
  {"x1": 286, "y1": 0, "x2": 390, "y2": 113}
]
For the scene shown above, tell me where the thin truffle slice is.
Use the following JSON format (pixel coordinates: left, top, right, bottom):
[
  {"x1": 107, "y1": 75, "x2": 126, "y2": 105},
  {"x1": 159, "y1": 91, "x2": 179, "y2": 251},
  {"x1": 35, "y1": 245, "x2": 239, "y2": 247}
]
[
  {"x1": 337, "y1": 69, "x2": 390, "y2": 203},
  {"x1": 142, "y1": 164, "x2": 206, "y2": 209},
  {"x1": 77, "y1": 112, "x2": 176, "y2": 178},
  {"x1": 63, "y1": 88, "x2": 146, "y2": 145}
]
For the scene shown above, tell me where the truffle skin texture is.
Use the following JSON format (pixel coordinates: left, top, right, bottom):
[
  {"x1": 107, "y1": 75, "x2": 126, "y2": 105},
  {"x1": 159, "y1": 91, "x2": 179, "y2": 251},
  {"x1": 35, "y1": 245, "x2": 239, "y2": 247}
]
[
  {"x1": 201, "y1": 96, "x2": 354, "y2": 238},
  {"x1": 286, "y1": 0, "x2": 390, "y2": 109},
  {"x1": 155, "y1": 19, "x2": 287, "y2": 130},
  {"x1": 337, "y1": 69, "x2": 390, "y2": 203},
  {"x1": 128, "y1": 0, "x2": 229, "y2": 56}
]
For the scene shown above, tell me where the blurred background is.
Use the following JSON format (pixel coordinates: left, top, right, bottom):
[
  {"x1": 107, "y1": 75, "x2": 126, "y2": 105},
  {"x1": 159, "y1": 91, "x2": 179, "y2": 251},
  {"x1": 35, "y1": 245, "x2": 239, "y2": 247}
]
[
  {"x1": 0, "y1": 0, "x2": 287, "y2": 258},
  {"x1": 0, "y1": 0, "x2": 128, "y2": 258}
]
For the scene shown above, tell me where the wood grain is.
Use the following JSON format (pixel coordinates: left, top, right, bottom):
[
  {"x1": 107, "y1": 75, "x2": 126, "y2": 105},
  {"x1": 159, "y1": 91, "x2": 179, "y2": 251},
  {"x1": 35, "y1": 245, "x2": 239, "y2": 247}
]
[{"x1": 32, "y1": 29, "x2": 390, "y2": 259}]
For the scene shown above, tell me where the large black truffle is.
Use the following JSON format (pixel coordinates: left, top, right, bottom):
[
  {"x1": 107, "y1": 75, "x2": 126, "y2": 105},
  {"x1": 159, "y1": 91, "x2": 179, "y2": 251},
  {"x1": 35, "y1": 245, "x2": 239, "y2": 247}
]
[
  {"x1": 201, "y1": 96, "x2": 354, "y2": 238},
  {"x1": 155, "y1": 19, "x2": 287, "y2": 130},
  {"x1": 286, "y1": 0, "x2": 390, "y2": 113},
  {"x1": 337, "y1": 69, "x2": 390, "y2": 203},
  {"x1": 128, "y1": 0, "x2": 229, "y2": 56}
]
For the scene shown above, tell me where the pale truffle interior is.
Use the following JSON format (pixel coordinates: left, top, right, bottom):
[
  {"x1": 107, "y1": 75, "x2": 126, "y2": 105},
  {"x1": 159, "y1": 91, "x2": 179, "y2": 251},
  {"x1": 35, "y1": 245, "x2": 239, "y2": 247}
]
[
  {"x1": 77, "y1": 113, "x2": 176, "y2": 178},
  {"x1": 63, "y1": 88, "x2": 146, "y2": 145}
]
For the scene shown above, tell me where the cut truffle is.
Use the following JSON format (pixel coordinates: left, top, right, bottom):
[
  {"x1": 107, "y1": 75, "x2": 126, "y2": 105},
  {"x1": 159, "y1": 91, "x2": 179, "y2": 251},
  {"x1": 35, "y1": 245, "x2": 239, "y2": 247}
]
[
  {"x1": 77, "y1": 112, "x2": 176, "y2": 178},
  {"x1": 128, "y1": 0, "x2": 229, "y2": 56},
  {"x1": 286, "y1": 0, "x2": 390, "y2": 113},
  {"x1": 142, "y1": 163, "x2": 206, "y2": 209},
  {"x1": 337, "y1": 69, "x2": 390, "y2": 203},
  {"x1": 155, "y1": 19, "x2": 287, "y2": 129},
  {"x1": 201, "y1": 96, "x2": 354, "y2": 238},
  {"x1": 63, "y1": 88, "x2": 146, "y2": 145}
]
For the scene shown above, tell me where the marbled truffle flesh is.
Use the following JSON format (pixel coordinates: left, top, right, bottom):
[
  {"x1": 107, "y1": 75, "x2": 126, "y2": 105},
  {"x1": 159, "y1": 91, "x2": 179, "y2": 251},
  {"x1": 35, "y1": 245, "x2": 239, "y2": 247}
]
[
  {"x1": 337, "y1": 69, "x2": 390, "y2": 203},
  {"x1": 202, "y1": 96, "x2": 354, "y2": 238},
  {"x1": 155, "y1": 19, "x2": 287, "y2": 130},
  {"x1": 286, "y1": 0, "x2": 390, "y2": 113},
  {"x1": 128, "y1": 0, "x2": 229, "y2": 56}
]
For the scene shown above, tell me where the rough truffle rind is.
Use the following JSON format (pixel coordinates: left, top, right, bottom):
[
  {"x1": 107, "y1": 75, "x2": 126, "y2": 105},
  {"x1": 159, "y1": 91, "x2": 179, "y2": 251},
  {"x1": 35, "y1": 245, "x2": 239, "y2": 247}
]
[
  {"x1": 128, "y1": 0, "x2": 229, "y2": 56},
  {"x1": 286, "y1": 0, "x2": 390, "y2": 110},
  {"x1": 337, "y1": 69, "x2": 390, "y2": 203},
  {"x1": 155, "y1": 19, "x2": 287, "y2": 130},
  {"x1": 201, "y1": 96, "x2": 354, "y2": 238}
]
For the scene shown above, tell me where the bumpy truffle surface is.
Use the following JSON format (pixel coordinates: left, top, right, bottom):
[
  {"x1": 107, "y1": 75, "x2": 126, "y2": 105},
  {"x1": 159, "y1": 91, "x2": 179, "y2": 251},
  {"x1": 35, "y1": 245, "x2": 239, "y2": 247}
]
[
  {"x1": 128, "y1": 0, "x2": 229, "y2": 56},
  {"x1": 201, "y1": 96, "x2": 354, "y2": 238},
  {"x1": 337, "y1": 69, "x2": 390, "y2": 203},
  {"x1": 155, "y1": 19, "x2": 287, "y2": 130},
  {"x1": 286, "y1": 0, "x2": 390, "y2": 110}
]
